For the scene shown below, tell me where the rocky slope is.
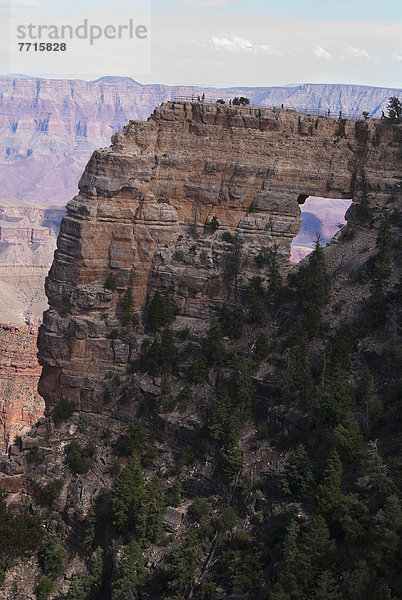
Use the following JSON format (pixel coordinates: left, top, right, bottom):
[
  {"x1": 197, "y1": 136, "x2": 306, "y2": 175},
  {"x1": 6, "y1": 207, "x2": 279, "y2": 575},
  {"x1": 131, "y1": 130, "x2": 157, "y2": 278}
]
[
  {"x1": 0, "y1": 323, "x2": 44, "y2": 453},
  {"x1": 0, "y1": 76, "x2": 400, "y2": 205},
  {"x1": 38, "y1": 101, "x2": 401, "y2": 415}
]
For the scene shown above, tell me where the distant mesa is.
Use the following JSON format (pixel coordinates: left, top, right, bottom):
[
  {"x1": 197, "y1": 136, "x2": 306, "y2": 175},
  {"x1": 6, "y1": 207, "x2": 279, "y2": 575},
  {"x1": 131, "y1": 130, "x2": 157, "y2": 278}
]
[{"x1": 91, "y1": 76, "x2": 142, "y2": 85}]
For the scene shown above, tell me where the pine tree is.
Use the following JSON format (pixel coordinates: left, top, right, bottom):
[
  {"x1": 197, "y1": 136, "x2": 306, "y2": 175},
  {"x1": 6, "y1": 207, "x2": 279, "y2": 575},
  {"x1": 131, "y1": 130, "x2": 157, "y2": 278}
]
[
  {"x1": 314, "y1": 571, "x2": 342, "y2": 600},
  {"x1": 297, "y1": 516, "x2": 336, "y2": 592},
  {"x1": 285, "y1": 321, "x2": 314, "y2": 408},
  {"x1": 112, "y1": 541, "x2": 146, "y2": 600},
  {"x1": 142, "y1": 477, "x2": 166, "y2": 543},
  {"x1": 122, "y1": 288, "x2": 136, "y2": 326},
  {"x1": 204, "y1": 320, "x2": 224, "y2": 366},
  {"x1": 112, "y1": 454, "x2": 144, "y2": 534},
  {"x1": 291, "y1": 237, "x2": 330, "y2": 336},
  {"x1": 386, "y1": 96, "x2": 402, "y2": 122},
  {"x1": 147, "y1": 291, "x2": 177, "y2": 331},
  {"x1": 316, "y1": 450, "x2": 343, "y2": 516},
  {"x1": 280, "y1": 444, "x2": 314, "y2": 498},
  {"x1": 268, "y1": 245, "x2": 283, "y2": 294}
]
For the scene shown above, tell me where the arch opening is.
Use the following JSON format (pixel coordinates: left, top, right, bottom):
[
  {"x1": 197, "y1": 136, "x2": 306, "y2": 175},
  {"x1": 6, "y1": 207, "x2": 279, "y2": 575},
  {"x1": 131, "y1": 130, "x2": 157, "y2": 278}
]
[{"x1": 290, "y1": 196, "x2": 353, "y2": 263}]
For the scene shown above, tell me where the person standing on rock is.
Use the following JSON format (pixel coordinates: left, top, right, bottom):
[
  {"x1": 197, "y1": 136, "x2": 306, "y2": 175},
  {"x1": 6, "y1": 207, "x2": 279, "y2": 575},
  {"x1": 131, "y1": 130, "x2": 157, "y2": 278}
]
[{"x1": 202, "y1": 93, "x2": 205, "y2": 102}]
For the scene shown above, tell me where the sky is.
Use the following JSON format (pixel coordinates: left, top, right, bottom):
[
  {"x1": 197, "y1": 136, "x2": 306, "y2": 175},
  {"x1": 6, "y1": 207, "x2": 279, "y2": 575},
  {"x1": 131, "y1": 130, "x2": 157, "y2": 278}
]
[{"x1": 0, "y1": 0, "x2": 401, "y2": 88}]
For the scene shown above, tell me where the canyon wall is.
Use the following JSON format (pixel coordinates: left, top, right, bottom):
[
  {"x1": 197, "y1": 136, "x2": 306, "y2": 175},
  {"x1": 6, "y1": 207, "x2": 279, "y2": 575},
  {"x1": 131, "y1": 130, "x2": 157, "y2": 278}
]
[
  {"x1": 0, "y1": 323, "x2": 44, "y2": 452},
  {"x1": 0, "y1": 202, "x2": 64, "y2": 447},
  {"x1": 0, "y1": 201, "x2": 64, "y2": 324},
  {"x1": 38, "y1": 101, "x2": 401, "y2": 415}
]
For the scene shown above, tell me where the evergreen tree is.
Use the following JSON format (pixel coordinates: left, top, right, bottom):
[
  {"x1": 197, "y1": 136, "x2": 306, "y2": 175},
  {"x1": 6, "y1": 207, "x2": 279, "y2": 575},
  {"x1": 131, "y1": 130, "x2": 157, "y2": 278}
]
[
  {"x1": 314, "y1": 571, "x2": 342, "y2": 600},
  {"x1": 142, "y1": 477, "x2": 166, "y2": 543},
  {"x1": 123, "y1": 419, "x2": 147, "y2": 456},
  {"x1": 122, "y1": 288, "x2": 136, "y2": 326},
  {"x1": 316, "y1": 450, "x2": 343, "y2": 516},
  {"x1": 268, "y1": 245, "x2": 283, "y2": 294},
  {"x1": 112, "y1": 541, "x2": 146, "y2": 600},
  {"x1": 280, "y1": 444, "x2": 314, "y2": 498},
  {"x1": 318, "y1": 369, "x2": 355, "y2": 429},
  {"x1": 192, "y1": 354, "x2": 209, "y2": 383},
  {"x1": 386, "y1": 96, "x2": 402, "y2": 122},
  {"x1": 290, "y1": 238, "x2": 330, "y2": 336},
  {"x1": 147, "y1": 291, "x2": 177, "y2": 331},
  {"x1": 170, "y1": 530, "x2": 202, "y2": 595},
  {"x1": 204, "y1": 320, "x2": 224, "y2": 366},
  {"x1": 253, "y1": 332, "x2": 270, "y2": 363},
  {"x1": 297, "y1": 516, "x2": 336, "y2": 591},
  {"x1": 112, "y1": 455, "x2": 144, "y2": 534},
  {"x1": 285, "y1": 321, "x2": 314, "y2": 408}
]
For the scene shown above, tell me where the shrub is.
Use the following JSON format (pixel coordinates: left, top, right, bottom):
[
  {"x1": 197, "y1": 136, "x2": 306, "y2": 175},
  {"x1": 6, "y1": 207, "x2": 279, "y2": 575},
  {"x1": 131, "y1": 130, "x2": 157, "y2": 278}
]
[
  {"x1": 255, "y1": 253, "x2": 266, "y2": 268},
  {"x1": 142, "y1": 447, "x2": 158, "y2": 467},
  {"x1": 188, "y1": 498, "x2": 209, "y2": 522},
  {"x1": 217, "y1": 444, "x2": 244, "y2": 480},
  {"x1": 280, "y1": 445, "x2": 314, "y2": 497},
  {"x1": 219, "y1": 505, "x2": 238, "y2": 531},
  {"x1": 191, "y1": 354, "x2": 209, "y2": 383},
  {"x1": 221, "y1": 231, "x2": 235, "y2": 244},
  {"x1": 106, "y1": 329, "x2": 119, "y2": 340},
  {"x1": 67, "y1": 440, "x2": 94, "y2": 475},
  {"x1": 208, "y1": 216, "x2": 220, "y2": 232},
  {"x1": 122, "y1": 419, "x2": 147, "y2": 456},
  {"x1": 254, "y1": 332, "x2": 270, "y2": 362},
  {"x1": 105, "y1": 273, "x2": 117, "y2": 290},
  {"x1": 26, "y1": 446, "x2": 45, "y2": 464},
  {"x1": 173, "y1": 249, "x2": 185, "y2": 261},
  {"x1": 43, "y1": 479, "x2": 64, "y2": 504},
  {"x1": 53, "y1": 399, "x2": 75, "y2": 423},
  {"x1": 166, "y1": 481, "x2": 182, "y2": 508},
  {"x1": 219, "y1": 302, "x2": 244, "y2": 339},
  {"x1": 342, "y1": 227, "x2": 356, "y2": 241},
  {"x1": 39, "y1": 536, "x2": 64, "y2": 577},
  {"x1": 37, "y1": 578, "x2": 53, "y2": 600},
  {"x1": 0, "y1": 492, "x2": 43, "y2": 574}
]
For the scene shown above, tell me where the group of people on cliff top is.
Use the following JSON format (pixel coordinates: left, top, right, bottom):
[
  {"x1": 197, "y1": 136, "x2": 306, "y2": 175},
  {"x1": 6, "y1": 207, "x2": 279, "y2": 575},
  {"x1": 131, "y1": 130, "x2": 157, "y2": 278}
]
[{"x1": 191, "y1": 94, "x2": 251, "y2": 106}]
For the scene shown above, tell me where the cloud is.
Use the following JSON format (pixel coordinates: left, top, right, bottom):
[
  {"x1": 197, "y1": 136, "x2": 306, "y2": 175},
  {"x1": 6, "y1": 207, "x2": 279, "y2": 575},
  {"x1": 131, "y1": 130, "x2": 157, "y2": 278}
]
[
  {"x1": 176, "y1": 0, "x2": 230, "y2": 6},
  {"x1": 345, "y1": 46, "x2": 372, "y2": 60},
  {"x1": 391, "y1": 53, "x2": 402, "y2": 61},
  {"x1": 209, "y1": 35, "x2": 282, "y2": 55},
  {"x1": 5, "y1": 0, "x2": 55, "y2": 6},
  {"x1": 314, "y1": 45, "x2": 332, "y2": 60}
]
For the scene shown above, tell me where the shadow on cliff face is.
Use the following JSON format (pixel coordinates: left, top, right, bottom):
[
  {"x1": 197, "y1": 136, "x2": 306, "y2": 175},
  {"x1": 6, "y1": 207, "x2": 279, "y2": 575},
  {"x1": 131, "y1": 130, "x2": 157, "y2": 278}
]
[{"x1": 291, "y1": 196, "x2": 352, "y2": 262}]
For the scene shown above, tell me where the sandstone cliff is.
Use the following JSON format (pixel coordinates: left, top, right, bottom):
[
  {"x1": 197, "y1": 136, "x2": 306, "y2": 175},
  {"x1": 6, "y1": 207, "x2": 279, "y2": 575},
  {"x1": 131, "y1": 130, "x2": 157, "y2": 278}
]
[
  {"x1": 0, "y1": 324, "x2": 44, "y2": 452},
  {"x1": 38, "y1": 101, "x2": 401, "y2": 415}
]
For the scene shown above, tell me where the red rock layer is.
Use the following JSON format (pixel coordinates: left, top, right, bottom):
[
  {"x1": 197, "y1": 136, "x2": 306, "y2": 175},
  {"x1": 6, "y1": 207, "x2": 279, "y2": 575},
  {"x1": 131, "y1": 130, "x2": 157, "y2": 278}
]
[{"x1": 0, "y1": 324, "x2": 44, "y2": 452}]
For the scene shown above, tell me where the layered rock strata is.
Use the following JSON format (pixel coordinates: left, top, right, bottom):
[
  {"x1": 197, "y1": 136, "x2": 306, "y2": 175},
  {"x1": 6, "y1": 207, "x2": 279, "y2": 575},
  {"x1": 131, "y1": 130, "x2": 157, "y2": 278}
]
[
  {"x1": 0, "y1": 324, "x2": 44, "y2": 452},
  {"x1": 38, "y1": 101, "x2": 401, "y2": 414}
]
